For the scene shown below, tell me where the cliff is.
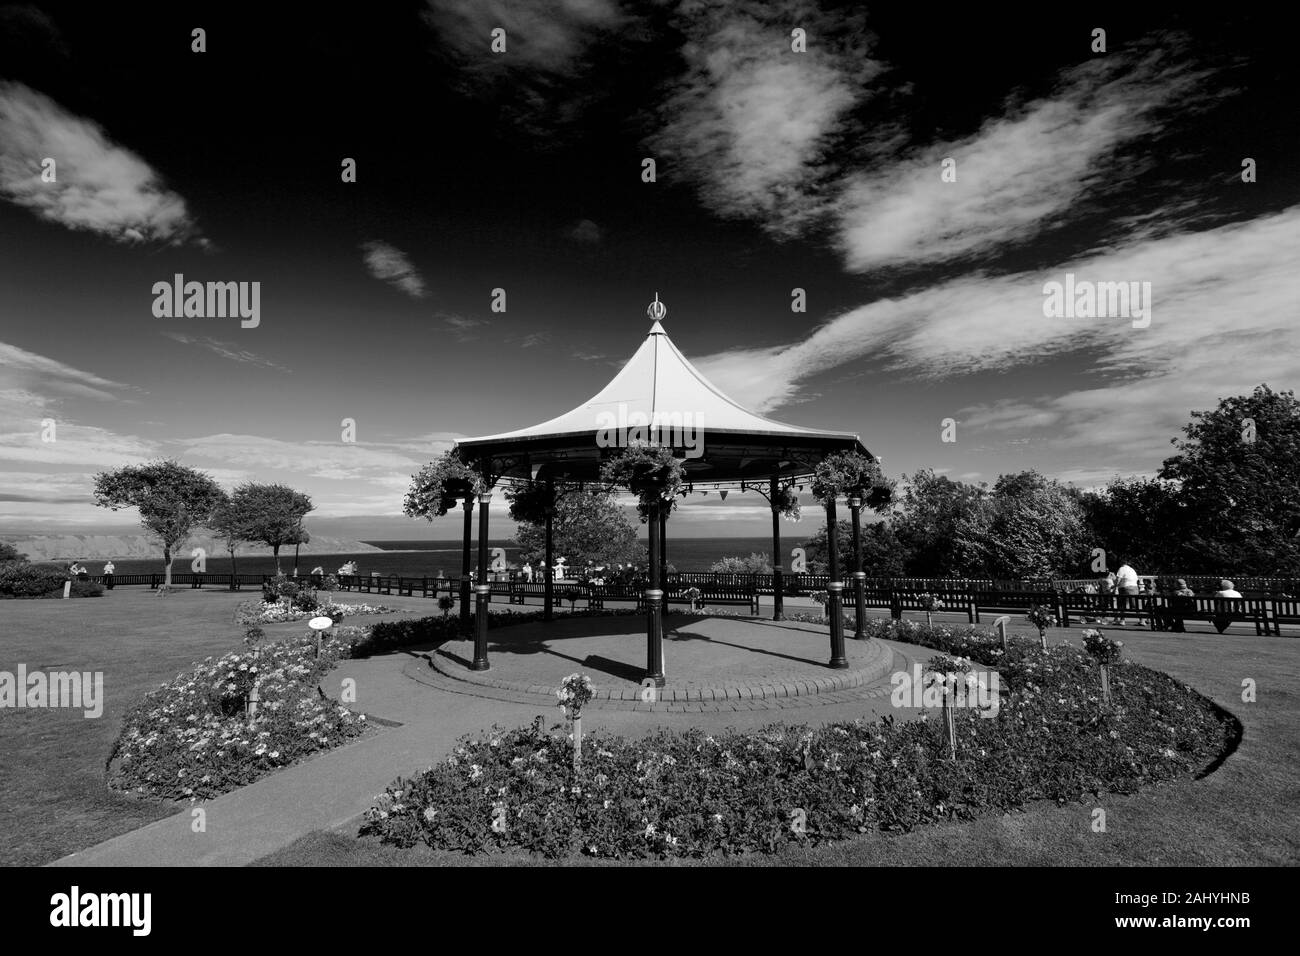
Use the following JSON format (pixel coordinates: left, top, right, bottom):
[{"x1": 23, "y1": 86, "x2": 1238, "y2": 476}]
[{"x1": 0, "y1": 534, "x2": 384, "y2": 562}]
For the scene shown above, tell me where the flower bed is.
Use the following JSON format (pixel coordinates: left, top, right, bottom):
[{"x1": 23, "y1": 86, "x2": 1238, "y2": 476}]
[
  {"x1": 234, "y1": 599, "x2": 397, "y2": 626},
  {"x1": 108, "y1": 628, "x2": 371, "y2": 801},
  {"x1": 359, "y1": 617, "x2": 1235, "y2": 859}
]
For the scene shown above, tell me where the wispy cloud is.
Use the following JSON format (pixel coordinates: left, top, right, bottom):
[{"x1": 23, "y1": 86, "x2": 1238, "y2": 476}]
[
  {"x1": 568, "y1": 218, "x2": 602, "y2": 243},
  {"x1": 0, "y1": 81, "x2": 200, "y2": 244},
  {"x1": 424, "y1": 0, "x2": 631, "y2": 136},
  {"x1": 360, "y1": 240, "x2": 428, "y2": 298},
  {"x1": 835, "y1": 46, "x2": 1213, "y2": 271},
  {"x1": 519, "y1": 331, "x2": 550, "y2": 348},
  {"x1": 161, "y1": 332, "x2": 291, "y2": 372},
  {"x1": 695, "y1": 206, "x2": 1300, "y2": 475},
  {"x1": 439, "y1": 312, "x2": 488, "y2": 341},
  {"x1": 652, "y1": 1, "x2": 883, "y2": 236}
]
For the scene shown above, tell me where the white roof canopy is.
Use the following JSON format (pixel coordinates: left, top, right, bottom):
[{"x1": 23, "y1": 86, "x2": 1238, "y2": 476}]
[{"x1": 456, "y1": 302, "x2": 868, "y2": 483}]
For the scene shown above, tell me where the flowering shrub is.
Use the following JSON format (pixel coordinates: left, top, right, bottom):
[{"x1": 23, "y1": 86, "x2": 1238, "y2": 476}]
[
  {"x1": 1081, "y1": 629, "x2": 1124, "y2": 665},
  {"x1": 235, "y1": 600, "x2": 396, "y2": 626},
  {"x1": 437, "y1": 595, "x2": 455, "y2": 616},
  {"x1": 359, "y1": 616, "x2": 1233, "y2": 859},
  {"x1": 108, "y1": 630, "x2": 368, "y2": 801}
]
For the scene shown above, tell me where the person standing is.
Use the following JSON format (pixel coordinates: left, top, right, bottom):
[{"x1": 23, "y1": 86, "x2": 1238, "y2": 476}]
[
  {"x1": 1115, "y1": 560, "x2": 1140, "y2": 625},
  {"x1": 103, "y1": 559, "x2": 116, "y2": 590}
]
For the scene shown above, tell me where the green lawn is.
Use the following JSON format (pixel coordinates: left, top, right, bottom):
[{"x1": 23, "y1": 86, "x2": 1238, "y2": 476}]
[
  {"x1": 0, "y1": 587, "x2": 425, "y2": 866},
  {"x1": 256, "y1": 621, "x2": 1300, "y2": 867}
]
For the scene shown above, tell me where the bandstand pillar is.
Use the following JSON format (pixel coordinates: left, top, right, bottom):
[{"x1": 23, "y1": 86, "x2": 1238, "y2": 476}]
[
  {"x1": 770, "y1": 474, "x2": 785, "y2": 621},
  {"x1": 826, "y1": 497, "x2": 848, "y2": 669},
  {"x1": 848, "y1": 495, "x2": 867, "y2": 640},
  {"x1": 645, "y1": 498, "x2": 666, "y2": 686},
  {"x1": 472, "y1": 492, "x2": 492, "y2": 671},
  {"x1": 459, "y1": 495, "x2": 473, "y2": 630},
  {"x1": 544, "y1": 480, "x2": 555, "y2": 622}
]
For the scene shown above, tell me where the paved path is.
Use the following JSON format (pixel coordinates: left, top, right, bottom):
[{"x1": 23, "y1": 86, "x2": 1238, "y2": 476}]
[{"x1": 51, "y1": 632, "x2": 922, "y2": 867}]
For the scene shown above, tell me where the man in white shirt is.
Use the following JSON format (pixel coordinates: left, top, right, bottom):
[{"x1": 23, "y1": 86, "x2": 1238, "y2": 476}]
[
  {"x1": 1214, "y1": 579, "x2": 1243, "y2": 598},
  {"x1": 1114, "y1": 561, "x2": 1140, "y2": 624}
]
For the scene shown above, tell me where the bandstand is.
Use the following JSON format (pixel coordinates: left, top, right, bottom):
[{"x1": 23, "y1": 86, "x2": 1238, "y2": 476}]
[{"x1": 452, "y1": 296, "x2": 875, "y2": 684}]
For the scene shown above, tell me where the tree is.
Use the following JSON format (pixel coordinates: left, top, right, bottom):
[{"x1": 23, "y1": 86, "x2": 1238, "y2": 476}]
[
  {"x1": 891, "y1": 470, "x2": 986, "y2": 576},
  {"x1": 0, "y1": 541, "x2": 26, "y2": 563},
  {"x1": 952, "y1": 471, "x2": 1090, "y2": 579},
  {"x1": 208, "y1": 492, "x2": 251, "y2": 583},
  {"x1": 711, "y1": 553, "x2": 773, "y2": 573},
  {"x1": 92, "y1": 460, "x2": 225, "y2": 587},
  {"x1": 801, "y1": 520, "x2": 905, "y2": 576},
  {"x1": 1158, "y1": 385, "x2": 1300, "y2": 574},
  {"x1": 1078, "y1": 476, "x2": 1188, "y2": 574},
  {"x1": 512, "y1": 487, "x2": 639, "y2": 568},
  {"x1": 230, "y1": 483, "x2": 314, "y2": 574}
]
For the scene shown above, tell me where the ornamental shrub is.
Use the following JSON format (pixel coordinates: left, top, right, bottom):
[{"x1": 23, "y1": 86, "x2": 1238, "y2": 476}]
[{"x1": 0, "y1": 562, "x2": 70, "y2": 598}]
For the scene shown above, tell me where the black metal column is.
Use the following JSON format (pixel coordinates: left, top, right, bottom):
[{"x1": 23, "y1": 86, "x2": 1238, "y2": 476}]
[
  {"x1": 645, "y1": 498, "x2": 665, "y2": 686},
  {"x1": 826, "y1": 498, "x2": 848, "y2": 669},
  {"x1": 472, "y1": 493, "x2": 491, "y2": 671},
  {"x1": 770, "y1": 474, "x2": 785, "y2": 621},
  {"x1": 460, "y1": 495, "x2": 473, "y2": 630},
  {"x1": 849, "y1": 496, "x2": 867, "y2": 640}
]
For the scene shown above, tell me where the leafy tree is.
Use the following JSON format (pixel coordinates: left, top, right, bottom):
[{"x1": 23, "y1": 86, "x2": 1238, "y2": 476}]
[
  {"x1": 711, "y1": 553, "x2": 773, "y2": 573},
  {"x1": 891, "y1": 470, "x2": 986, "y2": 576},
  {"x1": 512, "y1": 487, "x2": 639, "y2": 569},
  {"x1": 92, "y1": 460, "x2": 225, "y2": 587},
  {"x1": 0, "y1": 541, "x2": 26, "y2": 563},
  {"x1": 952, "y1": 472, "x2": 1089, "y2": 579},
  {"x1": 801, "y1": 520, "x2": 905, "y2": 577},
  {"x1": 207, "y1": 492, "x2": 251, "y2": 581},
  {"x1": 229, "y1": 483, "x2": 314, "y2": 574},
  {"x1": 1158, "y1": 384, "x2": 1300, "y2": 574},
  {"x1": 1078, "y1": 476, "x2": 1188, "y2": 574}
]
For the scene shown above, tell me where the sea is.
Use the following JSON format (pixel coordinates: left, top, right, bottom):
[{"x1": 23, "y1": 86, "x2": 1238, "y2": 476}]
[{"x1": 89, "y1": 537, "x2": 784, "y2": 577}]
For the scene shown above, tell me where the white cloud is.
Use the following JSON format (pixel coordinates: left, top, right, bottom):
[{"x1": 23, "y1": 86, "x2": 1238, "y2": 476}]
[
  {"x1": 835, "y1": 50, "x2": 1211, "y2": 271},
  {"x1": 654, "y1": 2, "x2": 882, "y2": 235},
  {"x1": 360, "y1": 240, "x2": 428, "y2": 298},
  {"x1": 694, "y1": 206, "x2": 1300, "y2": 476},
  {"x1": 161, "y1": 332, "x2": 291, "y2": 372},
  {"x1": 0, "y1": 81, "x2": 199, "y2": 243}
]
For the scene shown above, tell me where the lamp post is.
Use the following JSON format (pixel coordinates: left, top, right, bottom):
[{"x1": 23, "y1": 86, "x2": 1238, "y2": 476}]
[
  {"x1": 472, "y1": 492, "x2": 492, "y2": 671},
  {"x1": 848, "y1": 495, "x2": 867, "y2": 640},
  {"x1": 825, "y1": 496, "x2": 848, "y2": 669}
]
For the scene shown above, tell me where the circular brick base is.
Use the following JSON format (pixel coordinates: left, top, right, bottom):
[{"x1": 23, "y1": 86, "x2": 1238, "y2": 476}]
[{"x1": 409, "y1": 615, "x2": 898, "y2": 713}]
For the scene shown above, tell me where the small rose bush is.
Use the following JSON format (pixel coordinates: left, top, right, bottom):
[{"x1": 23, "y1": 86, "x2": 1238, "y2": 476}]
[
  {"x1": 1081, "y1": 629, "x2": 1124, "y2": 665},
  {"x1": 359, "y1": 616, "x2": 1234, "y2": 859}
]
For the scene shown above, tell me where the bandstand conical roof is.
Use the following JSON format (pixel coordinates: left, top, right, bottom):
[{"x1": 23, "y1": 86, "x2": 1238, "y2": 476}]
[{"x1": 455, "y1": 299, "x2": 869, "y2": 484}]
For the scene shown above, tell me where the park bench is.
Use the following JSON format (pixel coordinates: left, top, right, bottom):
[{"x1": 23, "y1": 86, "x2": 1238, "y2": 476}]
[
  {"x1": 1263, "y1": 598, "x2": 1300, "y2": 636},
  {"x1": 966, "y1": 590, "x2": 1060, "y2": 625},
  {"x1": 1149, "y1": 595, "x2": 1270, "y2": 635},
  {"x1": 658, "y1": 585, "x2": 759, "y2": 615}
]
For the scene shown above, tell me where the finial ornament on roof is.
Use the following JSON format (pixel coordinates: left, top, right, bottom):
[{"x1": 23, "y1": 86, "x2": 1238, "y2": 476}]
[{"x1": 647, "y1": 292, "x2": 667, "y2": 322}]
